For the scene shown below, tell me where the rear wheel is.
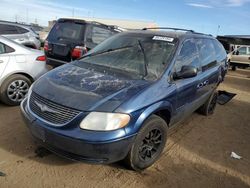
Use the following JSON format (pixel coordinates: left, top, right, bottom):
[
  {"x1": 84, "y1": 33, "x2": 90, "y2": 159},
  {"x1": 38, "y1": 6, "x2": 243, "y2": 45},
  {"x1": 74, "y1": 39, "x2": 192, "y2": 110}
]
[
  {"x1": 232, "y1": 65, "x2": 237, "y2": 71},
  {"x1": 198, "y1": 91, "x2": 218, "y2": 116},
  {"x1": 124, "y1": 115, "x2": 168, "y2": 171},
  {"x1": 0, "y1": 74, "x2": 31, "y2": 106}
]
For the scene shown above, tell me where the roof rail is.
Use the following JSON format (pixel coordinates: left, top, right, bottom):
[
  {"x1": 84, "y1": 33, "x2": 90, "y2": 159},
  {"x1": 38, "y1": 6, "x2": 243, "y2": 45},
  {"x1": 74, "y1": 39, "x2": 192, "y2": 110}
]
[
  {"x1": 142, "y1": 27, "x2": 195, "y2": 33},
  {"x1": 90, "y1": 21, "x2": 123, "y2": 32}
]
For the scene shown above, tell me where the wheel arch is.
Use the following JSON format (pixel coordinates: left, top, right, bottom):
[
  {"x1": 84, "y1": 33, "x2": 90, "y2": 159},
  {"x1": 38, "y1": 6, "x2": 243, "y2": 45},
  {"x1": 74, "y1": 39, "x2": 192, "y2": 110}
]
[
  {"x1": 128, "y1": 101, "x2": 173, "y2": 135},
  {"x1": 0, "y1": 72, "x2": 34, "y2": 87}
]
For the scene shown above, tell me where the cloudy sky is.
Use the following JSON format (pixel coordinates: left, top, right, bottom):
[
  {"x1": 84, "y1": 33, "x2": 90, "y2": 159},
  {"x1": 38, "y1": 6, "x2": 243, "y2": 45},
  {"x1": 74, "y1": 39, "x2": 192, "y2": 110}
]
[{"x1": 0, "y1": 0, "x2": 250, "y2": 36}]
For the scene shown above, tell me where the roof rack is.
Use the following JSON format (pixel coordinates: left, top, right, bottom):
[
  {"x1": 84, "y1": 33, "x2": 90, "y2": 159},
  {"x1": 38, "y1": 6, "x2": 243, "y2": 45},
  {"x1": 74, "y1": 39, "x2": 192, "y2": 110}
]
[
  {"x1": 142, "y1": 27, "x2": 195, "y2": 33},
  {"x1": 142, "y1": 27, "x2": 214, "y2": 37},
  {"x1": 90, "y1": 21, "x2": 123, "y2": 32}
]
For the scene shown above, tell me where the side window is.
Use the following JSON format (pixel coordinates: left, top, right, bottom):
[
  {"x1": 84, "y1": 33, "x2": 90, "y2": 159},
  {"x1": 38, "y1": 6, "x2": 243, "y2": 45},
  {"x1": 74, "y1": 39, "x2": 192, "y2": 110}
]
[
  {"x1": 238, "y1": 47, "x2": 247, "y2": 55},
  {"x1": 212, "y1": 40, "x2": 227, "y2": 62},
  {"x1": 196, "y1": 39, "x2": 216, "y2": 71},
  {"x1": 0, "y1": 24, "x2": 19, "y2": 35},
  {"x1": 175, "y1": 39, "x2": 200, "y2": 72},
  {"x1": 17, "y1": 26, "x2": 29, "y2": 34},
  {"x1": 91, "y1": 26, "x2": 113, "y2": 44},
  {"x1": 0, "y1": 43, "x2": 5, "y2": 54},
  {"x1": 248, "y1": 47, "x2": 250, "y2": 55}
]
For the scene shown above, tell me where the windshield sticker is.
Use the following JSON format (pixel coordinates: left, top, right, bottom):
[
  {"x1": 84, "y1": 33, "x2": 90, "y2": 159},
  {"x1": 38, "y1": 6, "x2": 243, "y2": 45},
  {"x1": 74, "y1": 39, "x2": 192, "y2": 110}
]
[{"x1": 152, "y1": 36, "x2": 174, "y2": 42}]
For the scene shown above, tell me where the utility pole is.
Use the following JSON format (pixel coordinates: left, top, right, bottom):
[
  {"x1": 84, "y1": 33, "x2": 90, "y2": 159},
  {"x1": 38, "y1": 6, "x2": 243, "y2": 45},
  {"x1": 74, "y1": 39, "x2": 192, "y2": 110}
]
[
  {"x1": 216, "y1": 25, "x2": 221, "y2": 36},
  {"x1": 26, "y1": 8, "x2": 29, "y2": 24}
]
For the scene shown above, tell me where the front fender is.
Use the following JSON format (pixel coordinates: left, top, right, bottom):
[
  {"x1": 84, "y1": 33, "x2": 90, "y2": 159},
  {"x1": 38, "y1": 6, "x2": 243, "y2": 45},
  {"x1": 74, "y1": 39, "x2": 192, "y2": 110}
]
[{"x1": 125, "y1": 101, "x2": 173, "y2": 135}]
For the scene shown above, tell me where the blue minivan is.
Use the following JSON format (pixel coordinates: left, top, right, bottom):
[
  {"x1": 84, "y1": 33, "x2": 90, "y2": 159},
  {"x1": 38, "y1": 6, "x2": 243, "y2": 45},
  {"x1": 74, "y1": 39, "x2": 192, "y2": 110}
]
[{"x1": 21, "y1": 28, "x2": 227, "y2": 170}]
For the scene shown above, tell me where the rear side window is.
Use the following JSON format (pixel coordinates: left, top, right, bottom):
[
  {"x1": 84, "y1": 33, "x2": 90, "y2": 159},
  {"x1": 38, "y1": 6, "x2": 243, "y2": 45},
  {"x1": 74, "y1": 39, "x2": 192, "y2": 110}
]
[
  {"x1": 91, "y1": 26, "x2": 114, "y2": 44},
  {"x1": 0, "y1": 24, "x2": 19, "y2": 35},
  {"x1": 0, "y1": 43, "x2": 5, "y2": 54},
  {"x1": 175, "y1": 39, "x2": 200, "y2": 72},
  {"x1": 0, "y1": 42, "x2": 15, "y2": 54},
  {"x1": 17, "y1": 26, "x2": 29, "y2": 34},
  {"x1": 196, "y1": 39, "x2": 217, "y2": 71},
  {"x1": 48, "y1": 21, "x2": 84, "y2": 41}
]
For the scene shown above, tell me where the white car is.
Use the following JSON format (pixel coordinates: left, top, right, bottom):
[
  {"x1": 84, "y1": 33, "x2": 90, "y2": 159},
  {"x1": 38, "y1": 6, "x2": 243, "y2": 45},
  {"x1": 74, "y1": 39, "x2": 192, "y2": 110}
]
[{"x1": 0, "y1": 36, "x2": 48, "y2": 105}]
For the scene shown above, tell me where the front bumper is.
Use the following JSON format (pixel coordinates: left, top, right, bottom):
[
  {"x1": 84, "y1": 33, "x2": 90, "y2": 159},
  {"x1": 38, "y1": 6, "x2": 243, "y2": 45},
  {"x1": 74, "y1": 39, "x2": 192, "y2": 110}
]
[{"x1": 20, "y1": 98, "x2": 135, "y2": 164}]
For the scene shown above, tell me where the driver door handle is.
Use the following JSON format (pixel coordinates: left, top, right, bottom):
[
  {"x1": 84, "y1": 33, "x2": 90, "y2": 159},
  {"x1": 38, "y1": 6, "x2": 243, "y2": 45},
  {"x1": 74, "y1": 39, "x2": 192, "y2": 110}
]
[{"x1": 0, "y1": 60, "x2": 4, "y2": 63}]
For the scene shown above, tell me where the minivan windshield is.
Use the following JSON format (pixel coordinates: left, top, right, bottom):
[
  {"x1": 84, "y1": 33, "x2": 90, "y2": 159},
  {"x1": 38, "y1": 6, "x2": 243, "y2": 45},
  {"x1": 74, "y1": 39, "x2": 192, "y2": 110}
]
[
  {"x1": 48, "y1": 21, "x2": 84, "y2": 41},
  {"x1": 78, "y1": 34, "x2": 177, "y2": 80}
]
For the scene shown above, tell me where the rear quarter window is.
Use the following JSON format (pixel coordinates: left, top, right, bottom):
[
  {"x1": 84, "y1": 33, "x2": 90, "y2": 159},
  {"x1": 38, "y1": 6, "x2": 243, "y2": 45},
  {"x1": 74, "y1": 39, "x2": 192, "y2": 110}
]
[
  {"x1": 212, "y1": 40, "x2": 227, "y2": 62},
  {"x1": 91, "y1": 26, "x2": 114, "y2": 44},
  {"x1": 0, "y1": 42, "x2": 15, "y2": 54},
  {"x1": 17, "y1": 26, "x2": 29, "y2": 34}
]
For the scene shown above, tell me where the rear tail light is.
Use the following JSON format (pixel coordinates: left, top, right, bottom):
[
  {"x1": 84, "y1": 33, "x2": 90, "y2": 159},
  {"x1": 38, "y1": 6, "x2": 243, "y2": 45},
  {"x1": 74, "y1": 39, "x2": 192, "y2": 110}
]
[
  {"x1": 44, "y1": 40, "x2": 49, "y2": 52},
  {"x1": 71, "y1": 46, "x2": 88, "y2": 59},
  {"x1": 36, "y1": 55, "x2": 46, "y2": 61}
]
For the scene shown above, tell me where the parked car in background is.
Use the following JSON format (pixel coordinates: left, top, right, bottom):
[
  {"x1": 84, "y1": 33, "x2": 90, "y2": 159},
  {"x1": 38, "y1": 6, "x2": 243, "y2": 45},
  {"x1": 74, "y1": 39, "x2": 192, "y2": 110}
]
[
  {"x1": 227, "y1": 45, "x2": 250, "y2": 70},
  {"x1": 0, "y1": 36, "x2": 48, "y2": 105},
  {"x1": 0, "y1": 21, "x2": 41, "y2": 49},
  {"x1": 44, "y1": 18, "x2": 121, "y2": 67},
  {"x1": 21, "y1": 28, "x2": 227, "y2": 171}
]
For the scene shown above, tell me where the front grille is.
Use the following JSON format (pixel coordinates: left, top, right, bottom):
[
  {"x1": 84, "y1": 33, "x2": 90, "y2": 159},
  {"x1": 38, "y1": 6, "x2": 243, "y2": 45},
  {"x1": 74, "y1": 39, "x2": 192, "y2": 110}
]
[{"x1": 29, "y1": 92, "x2": 81, "y2": 125}]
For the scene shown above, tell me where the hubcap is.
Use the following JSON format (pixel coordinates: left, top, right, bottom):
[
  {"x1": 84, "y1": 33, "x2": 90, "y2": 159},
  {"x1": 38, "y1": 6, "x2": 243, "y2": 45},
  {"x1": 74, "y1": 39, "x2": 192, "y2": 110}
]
[
  {"x1": 139, "y1": 129, "x2": 162, "y2": 161},
  {"x1": 7, "y1": 80, "x2": 29, "y2": 102}
]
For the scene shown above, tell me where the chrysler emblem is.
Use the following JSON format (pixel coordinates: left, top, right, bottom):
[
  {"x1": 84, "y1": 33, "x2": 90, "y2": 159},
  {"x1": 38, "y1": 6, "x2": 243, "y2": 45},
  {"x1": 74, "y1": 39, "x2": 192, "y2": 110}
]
[{"x1": 34, "y1": 100, "x2": 60, "y2": 114}]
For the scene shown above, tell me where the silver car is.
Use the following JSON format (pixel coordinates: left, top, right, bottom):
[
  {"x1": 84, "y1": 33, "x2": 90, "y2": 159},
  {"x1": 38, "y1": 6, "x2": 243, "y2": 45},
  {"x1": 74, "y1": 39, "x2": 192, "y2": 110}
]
[
  {"x1": 0, "y1": 21, "x2": 41, "y2": 49},
  {"x1": 0, "y1": 36, "x2": 48, "y2": 105}
]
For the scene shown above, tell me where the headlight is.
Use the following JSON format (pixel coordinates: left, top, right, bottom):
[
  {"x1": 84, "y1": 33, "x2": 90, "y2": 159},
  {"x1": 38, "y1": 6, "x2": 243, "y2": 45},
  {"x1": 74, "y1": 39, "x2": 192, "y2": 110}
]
[{"x1": 80, "y1": 112, "x2": 130, "y2": 131}]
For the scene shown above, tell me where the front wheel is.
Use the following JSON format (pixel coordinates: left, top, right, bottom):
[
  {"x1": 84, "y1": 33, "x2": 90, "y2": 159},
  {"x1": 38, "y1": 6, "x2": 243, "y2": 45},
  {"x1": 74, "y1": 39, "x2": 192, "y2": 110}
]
[
  {"x1": 0, "y1": 74, "x2": 31, "y2": 106},
  {"x1": 124, "y1": 115, "x2": 168, "y2": 171}
]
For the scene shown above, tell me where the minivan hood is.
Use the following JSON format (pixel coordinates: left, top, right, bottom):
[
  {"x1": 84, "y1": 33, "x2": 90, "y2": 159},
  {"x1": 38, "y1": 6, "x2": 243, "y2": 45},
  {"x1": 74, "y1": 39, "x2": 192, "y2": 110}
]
[{"x1": 32, "y1": 64, "x2": 150, "y2": 112}]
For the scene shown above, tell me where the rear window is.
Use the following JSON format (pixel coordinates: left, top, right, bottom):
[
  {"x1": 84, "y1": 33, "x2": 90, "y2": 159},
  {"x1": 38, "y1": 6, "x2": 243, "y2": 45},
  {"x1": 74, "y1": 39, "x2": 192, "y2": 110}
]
[{"x1": 47, "y1": 21, "x2": 84, "y2": 41}]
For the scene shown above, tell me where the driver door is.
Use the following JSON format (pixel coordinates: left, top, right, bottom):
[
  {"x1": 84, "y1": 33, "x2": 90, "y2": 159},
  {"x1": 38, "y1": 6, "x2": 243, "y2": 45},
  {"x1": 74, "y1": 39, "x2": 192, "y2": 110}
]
[{"x1": 171, "y1": 39, "x2": 202, "y2": 125}]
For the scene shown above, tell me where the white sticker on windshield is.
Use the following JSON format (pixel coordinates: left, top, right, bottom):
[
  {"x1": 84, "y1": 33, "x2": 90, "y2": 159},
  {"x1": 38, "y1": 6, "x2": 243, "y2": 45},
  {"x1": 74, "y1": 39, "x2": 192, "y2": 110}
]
[{"x1": 152, "y1": 36, "x2": 174, "y2": 42}]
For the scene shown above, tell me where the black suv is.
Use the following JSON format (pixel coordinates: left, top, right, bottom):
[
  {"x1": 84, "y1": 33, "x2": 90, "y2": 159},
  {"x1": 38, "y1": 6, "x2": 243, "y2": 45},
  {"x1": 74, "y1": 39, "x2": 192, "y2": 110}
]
[{"x1": 45, "y1": 18, "x2": 121, "y2": 67}]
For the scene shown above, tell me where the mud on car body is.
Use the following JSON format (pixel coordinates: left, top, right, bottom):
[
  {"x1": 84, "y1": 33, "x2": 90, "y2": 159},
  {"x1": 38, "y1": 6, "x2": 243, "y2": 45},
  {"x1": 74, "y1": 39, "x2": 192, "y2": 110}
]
[{"x1": 21, "y1": 28, "x2": 227, "y2": 170}]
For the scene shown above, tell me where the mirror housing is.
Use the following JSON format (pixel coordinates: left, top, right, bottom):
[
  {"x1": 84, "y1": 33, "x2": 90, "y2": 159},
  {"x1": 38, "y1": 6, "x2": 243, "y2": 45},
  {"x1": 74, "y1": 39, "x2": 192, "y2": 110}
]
[{"x1": 174, "y1": 65, "x2": 198, "y2": 79}]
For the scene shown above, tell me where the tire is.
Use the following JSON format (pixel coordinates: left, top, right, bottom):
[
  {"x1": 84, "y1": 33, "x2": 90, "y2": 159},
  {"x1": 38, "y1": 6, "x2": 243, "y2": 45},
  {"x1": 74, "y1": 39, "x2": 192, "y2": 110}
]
[
  {"x1": 232, "y1": 65, "x2": 236, "y2": 71},
  {"x1": 198, "y1": 91, "x2": 218, "y2": 116},
  {"x1": 0, "y1": 74, "x2": 31, "y2": 106},
  {"x1": 124, "y1": 115, "x2": 168, "y2": 171}
]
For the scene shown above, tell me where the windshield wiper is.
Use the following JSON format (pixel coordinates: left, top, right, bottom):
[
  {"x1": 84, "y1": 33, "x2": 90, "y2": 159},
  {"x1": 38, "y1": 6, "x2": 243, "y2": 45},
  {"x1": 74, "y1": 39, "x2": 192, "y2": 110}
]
[
  {"x1": 137, "y1": 40, "x2": 148, "y2": 77},
  {"x1": 81, "y1": 45, "x2": 133, "y2": 58}
]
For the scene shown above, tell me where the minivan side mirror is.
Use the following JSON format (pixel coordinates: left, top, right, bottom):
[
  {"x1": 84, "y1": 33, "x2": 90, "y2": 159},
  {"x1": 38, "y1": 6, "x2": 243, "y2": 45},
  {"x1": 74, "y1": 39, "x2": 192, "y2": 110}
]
[{"x1": 173, "y1": 65, "x2": 198, "y2": 80}]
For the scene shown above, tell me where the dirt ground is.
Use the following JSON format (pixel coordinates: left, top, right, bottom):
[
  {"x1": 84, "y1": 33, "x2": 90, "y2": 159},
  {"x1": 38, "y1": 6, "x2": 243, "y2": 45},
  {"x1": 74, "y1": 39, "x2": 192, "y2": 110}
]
[{"x1": 0, "y1": 69, "x2": 250, "y2": 188}]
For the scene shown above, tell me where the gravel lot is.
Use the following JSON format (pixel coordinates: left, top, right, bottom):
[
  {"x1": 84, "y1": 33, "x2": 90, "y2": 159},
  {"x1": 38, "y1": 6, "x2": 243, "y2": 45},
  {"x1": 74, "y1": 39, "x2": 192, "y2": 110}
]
[{"x1": 0, "y1": 69, "x2": 250, "y2": 188}]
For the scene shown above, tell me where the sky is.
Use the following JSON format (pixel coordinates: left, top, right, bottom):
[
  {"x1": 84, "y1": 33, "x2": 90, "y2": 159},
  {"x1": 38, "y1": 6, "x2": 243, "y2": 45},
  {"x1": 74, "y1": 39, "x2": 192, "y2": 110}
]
[{"x1": 0, "y1": 0, "x2": 250, "y2": 36}]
